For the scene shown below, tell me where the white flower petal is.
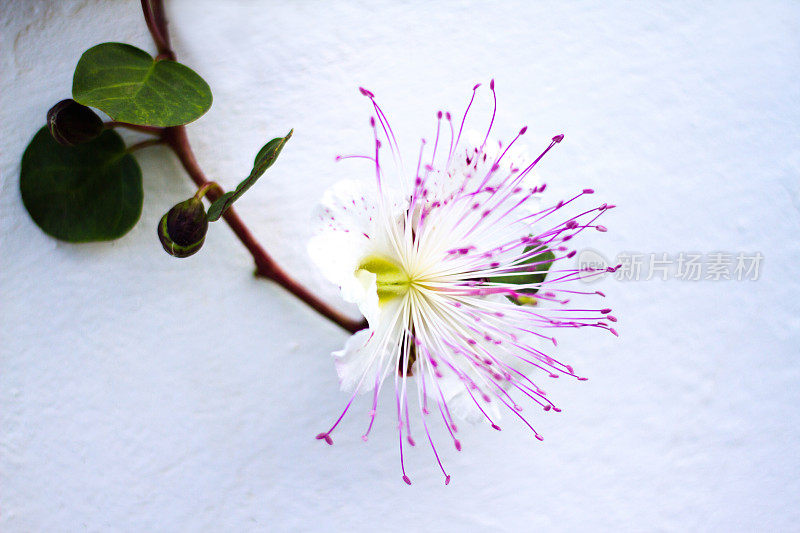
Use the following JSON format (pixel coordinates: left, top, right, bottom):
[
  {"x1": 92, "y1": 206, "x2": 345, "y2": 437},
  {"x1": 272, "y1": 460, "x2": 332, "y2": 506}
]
[
  {"x1": 308, "y1": 179, "x2": 397, "y2": 327},
  {"x1": 333, "y1": 299, "x2": 405, "y2": 393}
]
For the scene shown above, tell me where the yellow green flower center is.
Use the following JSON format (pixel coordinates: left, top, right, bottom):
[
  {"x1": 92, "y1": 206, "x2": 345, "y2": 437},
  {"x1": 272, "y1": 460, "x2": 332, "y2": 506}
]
[{"x1": 357, "y1": 255, "x2": 411, "y2": 305}]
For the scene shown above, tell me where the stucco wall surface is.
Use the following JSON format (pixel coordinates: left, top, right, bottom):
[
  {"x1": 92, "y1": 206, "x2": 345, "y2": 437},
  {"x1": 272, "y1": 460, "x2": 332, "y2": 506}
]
[{"x1": 2, "y1": 1, "x2": 799, "y2": 531}]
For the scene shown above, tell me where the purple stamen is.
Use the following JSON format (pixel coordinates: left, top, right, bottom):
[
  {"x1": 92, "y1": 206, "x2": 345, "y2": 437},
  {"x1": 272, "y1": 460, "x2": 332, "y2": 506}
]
[
  {"x1": 321, "y1": 81, "x2": 616, "y2": 484},
  {"x1": 481, "y1": 78, "x2": 497, "y2": 150}
]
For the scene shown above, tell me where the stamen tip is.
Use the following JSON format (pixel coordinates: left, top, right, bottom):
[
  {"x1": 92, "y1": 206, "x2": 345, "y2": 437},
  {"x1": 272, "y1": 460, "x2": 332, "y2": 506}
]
[
  {"x1": 490, "y1": 78, "x2": 495, "y2": 90},
  {"x1": 359, "y1": 86, "x2": 374, "y2": 98},
  {"x1": 553, "y1": 133, "x2": 565, "y2": 143},
  {"x1": 445, "y1": 475, "x2": 451, "y2": 485},
  {"x1": 315, "y1": 433, "x2": 333, "y2": 445},
  {"x1": 402, "y1": 475, "x2": 412, "y2": 485},
  {"x1": 519, "y1": 126, "x2": 527, "y2": 135}
]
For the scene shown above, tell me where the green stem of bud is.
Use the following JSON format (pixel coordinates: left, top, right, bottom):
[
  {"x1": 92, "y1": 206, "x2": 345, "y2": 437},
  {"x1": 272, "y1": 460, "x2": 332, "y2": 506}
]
[
  {"x1": 127, "y1": 138, "x2": 164, "y2": 153},
  {"x1": 194, "y1": 182, "x2": 223, "y2": 202}
]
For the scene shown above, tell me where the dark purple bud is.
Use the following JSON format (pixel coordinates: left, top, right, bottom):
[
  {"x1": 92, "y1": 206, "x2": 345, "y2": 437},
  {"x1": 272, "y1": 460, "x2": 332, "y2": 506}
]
[
  {"x1": 158, "y1": 197, "x2": 208, "y2": 258},
  {"x1": 47, "y1": 99, "x2": 103, "y2": 146}
]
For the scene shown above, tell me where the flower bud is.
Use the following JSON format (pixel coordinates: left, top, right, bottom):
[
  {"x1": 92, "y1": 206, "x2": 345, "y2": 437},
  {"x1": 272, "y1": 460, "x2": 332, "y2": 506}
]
[
  {"x1": 158, "y1": 197, "x2": 208, "y2": 258},
  {"x1": 47, "y1": 99, "x2": 104, "y2": 146}
]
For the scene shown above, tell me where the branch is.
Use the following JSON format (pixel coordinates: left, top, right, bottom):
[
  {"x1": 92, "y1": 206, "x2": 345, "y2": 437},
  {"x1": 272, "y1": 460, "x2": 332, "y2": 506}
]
[
  {"x1": 162, "y1": 128, "x2": 367, "y2": 334},
  {"x1": 141, "y1": 0, "x2": 174, "y2": 60},
  {"x1": 127, "y1": 138, "x2": 164, "y2": 152},
  {"x1": 141, "y1": 1, "x2": 367, "y2": 334}
]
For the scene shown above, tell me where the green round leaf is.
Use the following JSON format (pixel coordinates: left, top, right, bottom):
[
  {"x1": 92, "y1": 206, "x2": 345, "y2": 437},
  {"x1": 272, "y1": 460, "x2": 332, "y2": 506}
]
[
  {"x1": 20, "y1": 127, "x2": 143, "y2": 242},
  {"x1": 72, "y1": 42, "x2": 212, "y2": 127}
]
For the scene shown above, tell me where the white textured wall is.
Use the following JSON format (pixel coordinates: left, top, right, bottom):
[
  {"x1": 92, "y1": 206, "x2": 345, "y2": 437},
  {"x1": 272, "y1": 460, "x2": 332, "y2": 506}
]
[{"x1": 2, "y1": 1, "x2": 799, "y2": 531}]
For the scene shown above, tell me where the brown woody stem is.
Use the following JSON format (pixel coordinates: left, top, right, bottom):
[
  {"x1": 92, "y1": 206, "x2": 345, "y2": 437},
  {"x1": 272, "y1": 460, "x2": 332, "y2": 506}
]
[{"x1": 142, "y1": 0, "x2": 367, "y2": 334}]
